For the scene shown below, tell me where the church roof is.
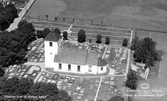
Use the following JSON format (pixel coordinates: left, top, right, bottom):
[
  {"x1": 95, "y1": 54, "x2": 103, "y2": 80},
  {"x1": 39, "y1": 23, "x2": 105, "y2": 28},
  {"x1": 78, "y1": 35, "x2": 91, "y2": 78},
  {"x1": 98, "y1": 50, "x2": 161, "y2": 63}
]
[
  {"x1": 54, "y1": 47, "x2": 88, "y2": 65},
  {"x1": 44, "y1": 32, "x2": 60, "y2": 42},
  {"x1": 97, "y1": 57, "x2": 108, "y2": 67},
  {"x1": 54, "y1": 41, "x2": 108, "y2": 66},
  {"x1": 85, "y1": 52, "x2": 99, "y2": 66}
]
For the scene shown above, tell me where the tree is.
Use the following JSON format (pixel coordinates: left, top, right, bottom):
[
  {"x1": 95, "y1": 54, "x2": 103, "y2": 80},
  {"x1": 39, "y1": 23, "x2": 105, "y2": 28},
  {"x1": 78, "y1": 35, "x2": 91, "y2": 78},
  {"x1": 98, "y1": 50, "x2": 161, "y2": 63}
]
[
  {"x1": 122, "y1": 38, "x2": 128, "y2": 47},
  {"x1": 89, "y1": 39, "x2": 92, "y2": 43},
  {"x1": 63, "y1": 31, "x2": 68, "y2": 40},
  {"x1": 109, "y1": 95, "x2": 124, "y2": 101},
  {"x1": 96, "y1": 34, "x2": 102, "y2": 44},
  {"x1": 43, "y1": 28, "x2": 50, "y2": 38},
  {"x1": 91, "y1": 20, "x2": 93, "y2": 24},
  {"x1": 55, "y1": 17, "x2": 57, "y2": 21},
  {"x1": 125, "y1": 69, "x2": 138, "y2": 90},
  {"x1": 54, "y1": 28, "x2": 61, "y2": 36},
  {"x1": 36, "y1": 30, "x2": 44, "y2": 38},
  {"x1": 78, "y1": 29, "x2": 86, "y2": 43},
  {"x1": 63, "y1": 17, "x2": 65, "y2": 22},
  {"x1": 46, "y1": 14, "x2": 48, "y2": 20},
  {"x1": 105, "y1": 37, "x2": 110, "y2": 45}
]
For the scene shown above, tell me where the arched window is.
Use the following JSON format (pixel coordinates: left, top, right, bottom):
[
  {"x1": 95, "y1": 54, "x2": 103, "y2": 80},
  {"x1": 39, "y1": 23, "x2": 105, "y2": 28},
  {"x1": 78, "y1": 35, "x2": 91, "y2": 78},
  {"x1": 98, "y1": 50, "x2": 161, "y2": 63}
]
[
  {"x1": 101, "y1": 67, "x2": 103, "y2": 71},
  {"x1": 77, "y1": 66, "x2": 80, "y2": 72},
  {"x1": 68, "y1": 64, "x2": 71, "y2": 71},
  {"x1": 49, "y1": 42, "x2": 53, "y2": 46}
]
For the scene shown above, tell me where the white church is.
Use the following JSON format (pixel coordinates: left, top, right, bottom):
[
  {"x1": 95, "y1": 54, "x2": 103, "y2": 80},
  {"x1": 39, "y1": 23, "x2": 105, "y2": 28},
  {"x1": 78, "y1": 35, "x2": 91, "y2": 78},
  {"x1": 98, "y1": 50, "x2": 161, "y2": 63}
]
[{"x1": 44, "y1": 32, "x2": 108, "y2": 75}]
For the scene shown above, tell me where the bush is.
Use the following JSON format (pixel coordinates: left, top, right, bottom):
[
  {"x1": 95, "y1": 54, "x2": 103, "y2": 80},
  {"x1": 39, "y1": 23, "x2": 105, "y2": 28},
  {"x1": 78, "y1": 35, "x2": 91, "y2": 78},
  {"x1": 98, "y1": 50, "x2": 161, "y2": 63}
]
[
  {"x1": 43, "y1": 28, "x2": 50, "y2": 38},
  {"x1": 78, "y1": 29, "x2": 86, "y2": 43},
  {"x1": 96, "y1": 34, "x2": 102, "y2": 44},
  {"x1": 54, "y1": 28, "x2": 61, "y2": 35},
  {"x1": 122, "y1": 38, "x2": 128, "y2": 47},
  {"x1": 63, "y1": 31, "x2": 68, "y2": 40}
]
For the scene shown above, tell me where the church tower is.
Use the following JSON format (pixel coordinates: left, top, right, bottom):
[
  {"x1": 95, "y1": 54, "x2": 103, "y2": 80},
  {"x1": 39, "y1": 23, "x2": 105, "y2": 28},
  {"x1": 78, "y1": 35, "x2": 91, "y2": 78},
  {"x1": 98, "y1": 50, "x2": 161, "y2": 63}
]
[{"x1": 44, "y1": 32, "x2": 60, "y2": 67}]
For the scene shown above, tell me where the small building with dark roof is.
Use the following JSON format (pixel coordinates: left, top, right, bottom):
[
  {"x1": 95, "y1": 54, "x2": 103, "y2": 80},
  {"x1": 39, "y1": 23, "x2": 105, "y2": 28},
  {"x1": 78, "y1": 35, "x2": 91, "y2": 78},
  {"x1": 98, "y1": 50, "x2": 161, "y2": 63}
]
[{"x1": 44, "y1": 32, "x2": 108, "y2": 74}]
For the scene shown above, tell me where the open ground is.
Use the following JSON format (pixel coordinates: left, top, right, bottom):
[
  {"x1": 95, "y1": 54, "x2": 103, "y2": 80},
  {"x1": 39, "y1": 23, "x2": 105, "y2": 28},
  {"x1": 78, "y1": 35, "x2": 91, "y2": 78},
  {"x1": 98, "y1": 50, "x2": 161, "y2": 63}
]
[{"x1": 26, "y1": 0, "x2": 167, "y2": 32}]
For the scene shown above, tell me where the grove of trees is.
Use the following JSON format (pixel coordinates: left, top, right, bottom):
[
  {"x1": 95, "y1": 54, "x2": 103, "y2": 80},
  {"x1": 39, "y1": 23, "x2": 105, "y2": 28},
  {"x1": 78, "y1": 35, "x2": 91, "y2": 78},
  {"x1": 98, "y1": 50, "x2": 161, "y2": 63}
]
[
  {"x1": 0, "y1": 19, "x2": 36, "y2": 77},
  {"x1": 0, "y1": 77, "x2": 72, "y2": 101},
  {"x1": 0, "y1": 2, "x2": 18, "y2": 31},
  {"x1": 131, "y1": 36, "x2": 162, "y2": 68}
]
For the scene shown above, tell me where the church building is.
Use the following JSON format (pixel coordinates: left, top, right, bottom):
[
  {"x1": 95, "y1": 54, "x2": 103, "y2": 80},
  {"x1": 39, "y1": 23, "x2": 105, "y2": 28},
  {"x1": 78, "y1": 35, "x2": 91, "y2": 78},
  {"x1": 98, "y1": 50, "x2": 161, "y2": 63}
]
[{"x1": 44, "y1": 32, "x2": 108, "y2": 75}]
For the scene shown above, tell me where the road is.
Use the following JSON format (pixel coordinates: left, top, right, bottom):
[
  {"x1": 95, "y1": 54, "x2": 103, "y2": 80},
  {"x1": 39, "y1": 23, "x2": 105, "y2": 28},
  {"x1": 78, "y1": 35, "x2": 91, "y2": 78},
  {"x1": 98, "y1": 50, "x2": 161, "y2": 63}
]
[{"x1": 7, "y1": 0, "x2": 36, "y2": 32}]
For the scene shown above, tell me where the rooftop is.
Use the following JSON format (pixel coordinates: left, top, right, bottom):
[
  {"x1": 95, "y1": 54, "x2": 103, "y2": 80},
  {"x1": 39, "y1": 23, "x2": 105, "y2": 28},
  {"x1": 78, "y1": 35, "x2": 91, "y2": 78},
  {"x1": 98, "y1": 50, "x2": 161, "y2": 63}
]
[
  {"x1": 54, "y1": 46, "x2": 87, "y2": 65},
  {"x1": 44, "y1": 32, "x2": 60, "y2": 42},
  {"x1": 54, "y1": 40, "x2": 107, "y2": 66}
]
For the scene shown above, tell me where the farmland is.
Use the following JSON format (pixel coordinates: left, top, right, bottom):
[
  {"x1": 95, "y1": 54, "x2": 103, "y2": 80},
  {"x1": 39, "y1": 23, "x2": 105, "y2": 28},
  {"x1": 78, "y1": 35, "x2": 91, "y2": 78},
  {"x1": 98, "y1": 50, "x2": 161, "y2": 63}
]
[{"x1": 26, "y1": 0, "x2": 167, "y2": 32}]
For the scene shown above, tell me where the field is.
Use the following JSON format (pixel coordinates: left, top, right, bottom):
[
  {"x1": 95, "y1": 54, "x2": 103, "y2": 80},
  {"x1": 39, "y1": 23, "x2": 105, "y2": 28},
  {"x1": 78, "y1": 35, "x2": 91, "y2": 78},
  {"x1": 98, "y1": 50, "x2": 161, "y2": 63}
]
[
  {"x1": 30, "y1": 19, "x2": 132, "y2": 46},
  {"x1": 26, "y1": 0, "x2": 167, "y2": 32}
]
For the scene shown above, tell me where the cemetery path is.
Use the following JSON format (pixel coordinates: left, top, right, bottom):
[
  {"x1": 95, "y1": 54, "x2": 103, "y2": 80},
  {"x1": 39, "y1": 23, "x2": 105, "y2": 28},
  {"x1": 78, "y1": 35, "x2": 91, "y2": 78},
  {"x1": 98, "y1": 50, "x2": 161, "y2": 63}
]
[
  {"x1": 23, "y1": 62, "x2": 44, "y2": 83},
  {"x1": 23, "y1": 62, "x2": 125, "y2": 82},
  {"x1": 94, "y1": 77, "x2": 103, "y2": 101}
]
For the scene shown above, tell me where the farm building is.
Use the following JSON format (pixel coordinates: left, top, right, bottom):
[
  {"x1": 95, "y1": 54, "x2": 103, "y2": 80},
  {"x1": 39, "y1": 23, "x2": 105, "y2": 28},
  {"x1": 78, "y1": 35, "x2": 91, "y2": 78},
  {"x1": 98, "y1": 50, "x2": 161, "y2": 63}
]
[{"x1": 44, "y1": 32, "x2": 108, "y2": 74}]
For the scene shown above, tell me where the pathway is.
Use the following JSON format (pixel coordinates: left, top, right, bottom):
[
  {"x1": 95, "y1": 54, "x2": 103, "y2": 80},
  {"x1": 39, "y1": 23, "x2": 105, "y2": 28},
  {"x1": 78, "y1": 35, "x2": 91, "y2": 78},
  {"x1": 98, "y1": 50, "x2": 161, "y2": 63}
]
[{"x1": 94, "y1": 77, "x2": 103, "y2": 101}]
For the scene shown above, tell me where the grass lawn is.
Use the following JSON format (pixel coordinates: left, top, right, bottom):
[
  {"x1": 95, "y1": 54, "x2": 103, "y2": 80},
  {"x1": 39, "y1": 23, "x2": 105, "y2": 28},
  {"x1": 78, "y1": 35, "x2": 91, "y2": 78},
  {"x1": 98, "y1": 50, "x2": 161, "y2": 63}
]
[
  {"x1": 26, "y1": 0, "x2": 167, "y2": 31},
  {"x1": 148, "y1": 61, "x2": 160, "y2": 79}
]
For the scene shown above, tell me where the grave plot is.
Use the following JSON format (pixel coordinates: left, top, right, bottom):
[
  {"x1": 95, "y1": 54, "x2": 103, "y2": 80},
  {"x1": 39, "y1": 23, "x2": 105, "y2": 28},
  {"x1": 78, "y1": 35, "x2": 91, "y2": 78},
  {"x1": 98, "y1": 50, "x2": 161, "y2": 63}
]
[
  {"x1": 27, "y1": 39, "x2": 44, "y2": 62},
  {"x1": 6, "y1": 65, "x2": 40, "y2": 81},
  {"x1": 104, "y1": 46, "x2": 128, "y2": 74},
  {"x1": 97, "y1": 77, "x2": 117, "y2": 101}
]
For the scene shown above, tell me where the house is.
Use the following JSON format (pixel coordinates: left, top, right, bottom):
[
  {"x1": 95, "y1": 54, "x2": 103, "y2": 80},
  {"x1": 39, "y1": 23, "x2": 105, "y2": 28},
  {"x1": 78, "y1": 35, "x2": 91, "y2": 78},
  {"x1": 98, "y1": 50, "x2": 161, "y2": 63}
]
[
  {"x1": 44, "y1": 32, "x2": 108, "y2": 74},
  {"x1": 131, "y1": 64, "x2": 139, "y2": 72}
]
